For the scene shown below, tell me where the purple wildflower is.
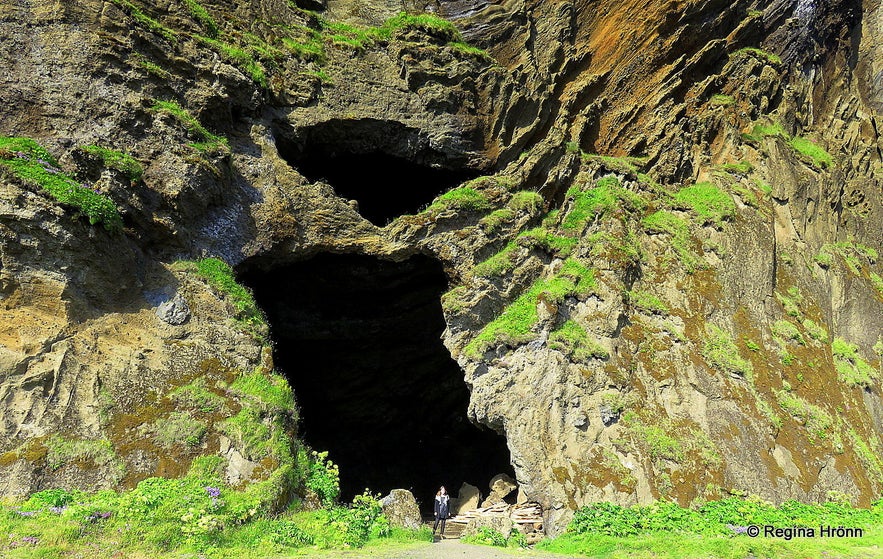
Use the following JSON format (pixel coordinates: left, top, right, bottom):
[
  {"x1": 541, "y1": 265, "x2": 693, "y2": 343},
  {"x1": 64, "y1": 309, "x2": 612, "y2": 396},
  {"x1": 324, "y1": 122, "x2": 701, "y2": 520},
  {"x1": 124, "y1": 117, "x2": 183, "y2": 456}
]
[
  {"x1": 21, "y1": 536, "x2": 39, "y2": 545},
  {"x1": 49, "y1": 506, "x2": 66, "y2": 514},
  {"x1": 86, "y1": 511, "x2": 112, "y2": 521},
  {"x1": 14, "y1": 510, "x2": 37, "y2": 517},
  {"x1": 727, "y1": 524, "x2": 748, "y2": 535},
  {"x1": 205, "y1": 486, "x2": 221, "y2": 499},
  {"x1": 14, "y1": 151, "x2": 26, "y2": 159}
]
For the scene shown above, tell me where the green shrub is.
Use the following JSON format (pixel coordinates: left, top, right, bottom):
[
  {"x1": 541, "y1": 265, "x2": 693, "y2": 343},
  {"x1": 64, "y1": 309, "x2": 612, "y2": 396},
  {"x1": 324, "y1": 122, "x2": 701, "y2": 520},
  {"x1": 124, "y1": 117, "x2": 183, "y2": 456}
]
[
  {"x1": 82, "y1": 145, "x2": 143, "y2": 182},
  {"x1": 306, "y1": 451, "x2": 340, "y2": 507},
  {"x1": 0, "y1": 137, "x2": 122, "y2": 230},
  {"x1": 462, "y1": 526, "x2": 508, "y2": 547},
  {"x1": 673, "y1": 182, "x2": 735, "y2": 226},
  {"x1": 703, "y1": 325, "x2": 753, "y2": 377}
]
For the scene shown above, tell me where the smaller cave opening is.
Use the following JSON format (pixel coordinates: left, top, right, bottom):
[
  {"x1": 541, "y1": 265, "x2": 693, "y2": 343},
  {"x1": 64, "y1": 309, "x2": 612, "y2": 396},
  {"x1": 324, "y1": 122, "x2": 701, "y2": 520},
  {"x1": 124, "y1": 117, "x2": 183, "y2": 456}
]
[
  {"x1": 275, "y1": 119, "x2": 477, "y2": 226},
  {"x1": 239, "y1": 253, "x2": 513, "y2": 511}
]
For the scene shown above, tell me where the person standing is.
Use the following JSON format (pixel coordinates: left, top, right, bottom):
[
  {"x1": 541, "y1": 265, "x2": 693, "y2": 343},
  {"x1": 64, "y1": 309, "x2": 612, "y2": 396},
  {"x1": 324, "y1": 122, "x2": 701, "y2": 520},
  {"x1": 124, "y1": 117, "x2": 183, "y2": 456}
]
[{"x1": 433, "y1": 485, "x2": 450, "y2": 539}]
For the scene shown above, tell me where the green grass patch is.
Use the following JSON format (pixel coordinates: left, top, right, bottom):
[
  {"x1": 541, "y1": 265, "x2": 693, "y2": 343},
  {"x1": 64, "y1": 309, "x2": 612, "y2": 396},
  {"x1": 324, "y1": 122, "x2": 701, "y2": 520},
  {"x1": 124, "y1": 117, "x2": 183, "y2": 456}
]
[
  {"x1": 775, "y1": 391, "x2": 834, "y2": 441},
  {"x1": 621, "y1": 413, "x2": 684, "y2": 462},
  {"x1": 789, "y1": 136, "x2": 833, "y2": 169},
  {"x1": 183, "y1": 0, "x2": 218, "y2": 37},
  {"x1": 194, "y1": 35, "x2": 267, "y2": 86},
  {"x1": 627, "y1": 290, "x2": 669, "y2": 315},
  {"x1": 673, "y1": 182, "x2": 735, "y2": 226},
  {"x1": 832, "y1": 338, "x2": 877, "y2": 388},
  {"x1": 775, "y1": 285, "x2": 803, "y2": 318},
  {"x1": 230, "y1": 371, "x2": 295, "y2": 411},
  {"x1": 109, "y1": 0, "x2": 176, "y2": 42},
  {"x1": 549, "y1": 320, "x2": 609, "y2": 362},
  {"x1": 45, "y1": 436, "x2": 121, "y2": 475},
  {"x1": 801, "y1": 318, "x2": 828, "y2": 343},
  {"x1": 872, "y1": 272, "x2": 883, "y2": 296},
  {"x1": 151, "y1": 100, "x2": 228, "y2": 150},
  {"x1": 771, "y1": 320, "x2": 805, "y2": 345},
  {"x1": 187, "y1": 258, "x2": 266, "y2": 332},
  {"x1": 168, "y1": 378, "x2": 225, "y2": 413},
  {"x1": 507, "y1": 190, "x2": 544, "y2": 213},
  {"x1": 703, "y1": 324, "x2": 753, "y2": 378},
  {"x1": 426, "y1": 186, "x2": 491, "y2": 213},
  {"x1": 147, "y1": 412, "x2": 207, "y2": 449},
  {"x1": 281, "y1": 34, "x2": 326, "y2": 62},
  {"x1": 479, "y1": 208, "x2": 515, "y2": 234},
  {"x1": 372, "y1": 12, "x2": 462, "y2": 43},
  {"x1": 517, "y1": 227, "x2": 578, "y2": 257},
  {"x1": 0, "y1": 137, "x2": 122, "y2": 230},
  {"x1": 82, "y1": 145, "x2": 143, "y2": 182},
  {"x1": 717, "y1": 161, "x2": 753, "y2": 174},
  {"x1": 473, "y1": 241, "x2": 519, "y2": 277},
  {"x1": 466, "y1": 265, "x2": 594, "y2": 357},
  {"x1": 709, "y1": 94, "x2": 735, "y2": 107},
  {"x1": 642, "y1": 210, "x2": 703, "y2": 272},
  {"x1": 735, "y1": 46, "x2": 782, "y2": 65}
]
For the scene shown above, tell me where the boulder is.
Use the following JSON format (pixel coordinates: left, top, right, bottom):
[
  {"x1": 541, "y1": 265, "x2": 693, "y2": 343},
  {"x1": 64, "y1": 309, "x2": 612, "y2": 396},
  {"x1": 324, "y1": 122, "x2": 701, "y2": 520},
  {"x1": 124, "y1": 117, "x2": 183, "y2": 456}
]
[
  {"x1": 450, "y1": 482, "x2": 480, "y2": 515},
  {"x1": 463, "y1": 514, "x2": 513, "y2": 539},
  {"x1": 380, "y1": 489, "x2": 422, "y2": 530},
  {"x1": 155, "y1": 294, "x2": 190, "y2": 325},
  {"x1": 480, "y1": 473, "x2": 517, "y2": 506}
]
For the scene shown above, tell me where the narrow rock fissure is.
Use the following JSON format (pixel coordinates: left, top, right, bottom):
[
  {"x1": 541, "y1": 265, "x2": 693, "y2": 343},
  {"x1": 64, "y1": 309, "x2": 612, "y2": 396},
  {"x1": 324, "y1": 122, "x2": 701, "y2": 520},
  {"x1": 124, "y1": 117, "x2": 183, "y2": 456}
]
[
  {"x1": 239, "y1": 253, "x2": 513, "y2": 512},
  {"x1": 274, "y1": 119, "x2": 476, "y2": 225}
]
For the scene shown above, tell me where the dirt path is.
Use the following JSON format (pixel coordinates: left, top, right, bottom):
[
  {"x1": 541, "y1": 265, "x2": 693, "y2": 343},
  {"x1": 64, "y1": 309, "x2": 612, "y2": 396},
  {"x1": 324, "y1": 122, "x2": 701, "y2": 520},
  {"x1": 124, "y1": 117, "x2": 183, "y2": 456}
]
[
  {"x1": 295, "y1": 538, "x2": 575, "y2": 559},
  {"x1": 384, "y1": 539, "x2": 572, "y2": 559}
]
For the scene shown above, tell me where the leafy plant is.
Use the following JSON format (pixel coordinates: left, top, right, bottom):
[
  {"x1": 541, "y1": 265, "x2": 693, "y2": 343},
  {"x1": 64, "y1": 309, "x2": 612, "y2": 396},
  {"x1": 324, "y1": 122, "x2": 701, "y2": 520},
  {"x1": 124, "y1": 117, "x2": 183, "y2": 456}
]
[
  {"x1": 149, "y1": 412, "x2": 207, "y2": 449},
  {"x1": 306, "y1": 451, "x2": 340, "y2": 507},
  {"x1": 771, "y1": 320, "x2": 805, "y2": 345}
]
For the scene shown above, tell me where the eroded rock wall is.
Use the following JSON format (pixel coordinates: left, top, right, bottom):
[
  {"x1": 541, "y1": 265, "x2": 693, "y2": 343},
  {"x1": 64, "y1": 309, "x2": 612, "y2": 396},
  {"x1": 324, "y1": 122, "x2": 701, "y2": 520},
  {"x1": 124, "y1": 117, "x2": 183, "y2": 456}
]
[{"x1": 0, "y1": 0, "x2": 881, "y2": 535}]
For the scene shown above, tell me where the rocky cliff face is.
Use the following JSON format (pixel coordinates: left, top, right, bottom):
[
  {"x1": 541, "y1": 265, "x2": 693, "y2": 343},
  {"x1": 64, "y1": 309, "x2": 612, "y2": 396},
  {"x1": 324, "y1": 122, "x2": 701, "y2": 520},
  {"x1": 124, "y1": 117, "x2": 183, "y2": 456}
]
[{"x1": 1, "y1": 0, "x2": 882, "y2": 535}]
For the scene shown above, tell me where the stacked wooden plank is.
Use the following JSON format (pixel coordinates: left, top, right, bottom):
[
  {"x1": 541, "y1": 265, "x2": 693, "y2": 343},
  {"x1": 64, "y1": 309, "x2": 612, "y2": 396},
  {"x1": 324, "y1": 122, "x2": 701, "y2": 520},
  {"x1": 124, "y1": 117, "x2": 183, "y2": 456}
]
[{"x1": 449, "y1": 501, "x2": 543, "y2": 529}]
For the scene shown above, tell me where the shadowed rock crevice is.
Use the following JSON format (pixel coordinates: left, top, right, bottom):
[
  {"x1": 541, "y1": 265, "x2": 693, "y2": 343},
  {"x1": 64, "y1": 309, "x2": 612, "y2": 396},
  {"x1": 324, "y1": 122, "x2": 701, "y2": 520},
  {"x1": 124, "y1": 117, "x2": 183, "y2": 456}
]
[
  {"x1": 274, "y1": 119, "x2": 477, "y2": 225},
  {"x1": 239, "y1": 253, "x2": 513, "y2": 510}
]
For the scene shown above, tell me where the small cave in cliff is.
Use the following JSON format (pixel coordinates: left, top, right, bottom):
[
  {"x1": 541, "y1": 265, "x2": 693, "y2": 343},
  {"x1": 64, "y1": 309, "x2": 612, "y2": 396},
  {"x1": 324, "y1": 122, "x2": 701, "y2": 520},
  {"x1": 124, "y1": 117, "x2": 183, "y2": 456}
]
[
  {"x1": 239, "y1": 253, "x2": 513, "y2": 510},
  {"x1": 275, "y1": 119, "x2": 475, "y2": 226}
]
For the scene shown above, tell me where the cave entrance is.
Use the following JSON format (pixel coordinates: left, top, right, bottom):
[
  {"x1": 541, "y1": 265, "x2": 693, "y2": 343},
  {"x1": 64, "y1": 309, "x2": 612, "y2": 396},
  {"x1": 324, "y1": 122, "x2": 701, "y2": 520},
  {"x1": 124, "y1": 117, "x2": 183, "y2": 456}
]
[
  {"x1": 239, "y1": 253, "x2": 513, "y2": 511},
  {"x1": 274, "y1": 119, "x2": 476, "y2": 226}
]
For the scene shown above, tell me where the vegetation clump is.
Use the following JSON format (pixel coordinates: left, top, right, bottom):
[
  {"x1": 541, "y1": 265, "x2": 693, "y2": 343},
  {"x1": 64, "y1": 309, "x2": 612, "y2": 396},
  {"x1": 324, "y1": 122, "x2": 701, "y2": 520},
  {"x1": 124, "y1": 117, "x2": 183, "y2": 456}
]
[
  {"x1": 673, "y1": 182, "x2": 735, "y2": 226},
  {"x1": 151, "y1": 100, "x2": 229, "y2": 151},
  {"x1": 548, "y1": 320, "x2": 609, "y2": 362},
  {"x1": 426, "y1": 186, "x2": 491, "y2": 212},
  {"x1": 832, "y1": 338, "x2": 877, "y2": 388},
  {"x1": 703, "y1": 325, "x2": 753, "y2": 378},
  {"x1": 0, "y1": 136, "x2": 122, "y2": 230},
  {"x1": 466, "y1": 259, "x2": 596, "y2": 357},
  {"x1": 189, "y1": 257, "x2": 266, "y2": 332},
  {"x1": 642, "y1": 210, "x2": 703, "y2": 272},
  {"x1": 82, "y1": 144, "x2": 143, "y2": 182}
]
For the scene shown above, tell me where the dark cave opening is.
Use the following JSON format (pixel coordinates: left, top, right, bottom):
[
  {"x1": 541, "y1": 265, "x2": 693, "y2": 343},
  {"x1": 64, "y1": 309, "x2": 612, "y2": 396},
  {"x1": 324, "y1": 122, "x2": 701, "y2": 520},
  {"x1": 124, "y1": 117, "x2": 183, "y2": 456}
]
[
  {"x1": 274, "y1": 119, "x2": 476, "y2": 226},
  {"x1": 239, "y1": 253, "x2": 513, "y2": 511}
]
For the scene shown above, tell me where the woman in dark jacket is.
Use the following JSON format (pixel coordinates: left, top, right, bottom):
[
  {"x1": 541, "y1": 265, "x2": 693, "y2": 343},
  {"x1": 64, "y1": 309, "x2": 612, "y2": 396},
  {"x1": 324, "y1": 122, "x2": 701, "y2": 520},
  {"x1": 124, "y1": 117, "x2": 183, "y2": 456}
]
[{"x1": 433, "y1": 485, "x2": 451, "y2": 538}]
